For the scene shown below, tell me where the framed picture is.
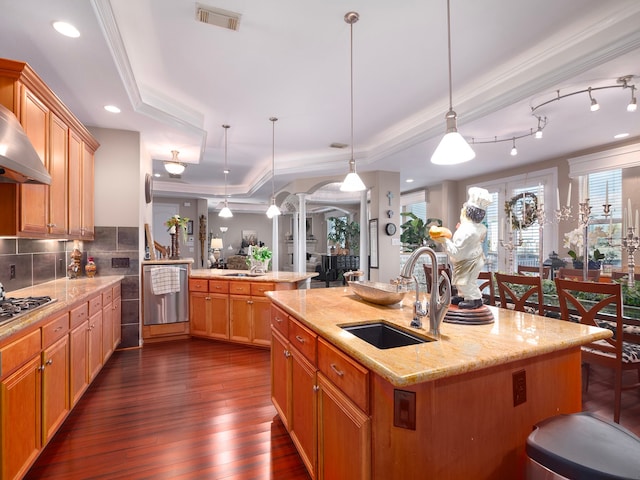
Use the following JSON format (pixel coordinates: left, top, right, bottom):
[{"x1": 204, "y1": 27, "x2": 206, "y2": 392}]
[
  {"x1": 369, "y1": 219, "x2": 379, "y2": 269},
  {"x1": 186, "y1": 220, "x2": 194, "y2": 235},
  {"x1": 242, "y1": 230, "x2": 258, "y2": 247}
]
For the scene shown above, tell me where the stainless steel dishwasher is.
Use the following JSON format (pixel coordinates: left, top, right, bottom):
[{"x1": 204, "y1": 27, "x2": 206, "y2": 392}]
[{"x1": 142, "y1": 263, "x2": 189, "y2": 325}]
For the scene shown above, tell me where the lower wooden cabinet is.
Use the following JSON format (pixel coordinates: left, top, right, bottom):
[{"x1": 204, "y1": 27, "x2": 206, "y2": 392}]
[
  {"x1": 0, "y1": 281, "x2": 121, "y2": 480},
  {"x1": 190, "y1": 279, "x2": 285, "y2": 347},
  {"x1": 1, "y1": 356, "x2": 42, "y2": 480},
  {"x1": 270, "y1": 306, "x2": 370, "y2": 479}
]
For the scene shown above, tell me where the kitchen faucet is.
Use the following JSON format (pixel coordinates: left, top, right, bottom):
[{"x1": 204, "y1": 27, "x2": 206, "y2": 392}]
[{"x1": 395, "y1": 246, "x2": 451, "y2": 336}]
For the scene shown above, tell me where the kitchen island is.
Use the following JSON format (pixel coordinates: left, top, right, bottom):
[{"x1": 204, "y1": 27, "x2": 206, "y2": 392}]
[
  {"x1": 267, "y1": 286, "x2": 612, "y2": 479},
  {"x1": 186, "y1": 269, "x2": 317, "y2": 346}
]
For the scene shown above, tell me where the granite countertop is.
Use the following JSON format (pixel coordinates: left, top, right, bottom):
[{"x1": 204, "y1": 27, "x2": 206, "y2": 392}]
[
  {"x1": 266, "y1": 286, "x2": 612, "y2": 387},
  {"x1": 190, "y1": 269, "x2": 318, "y2": 283},
  {"x1": 142, "y1": 258, "x2": 194, "y2": 266},
  {"x1": 0, "y1": 276, "x2": 124, "y2": 343}
]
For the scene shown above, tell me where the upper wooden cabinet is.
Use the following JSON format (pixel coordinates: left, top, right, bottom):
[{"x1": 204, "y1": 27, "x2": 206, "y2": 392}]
[{"x1": 0, "y1": 58, "x2": 99, "y2": 239}]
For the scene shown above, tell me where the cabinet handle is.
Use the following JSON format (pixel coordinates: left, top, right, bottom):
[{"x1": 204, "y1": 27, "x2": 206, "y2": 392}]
[
  {"x1": 284, "y1": 350, "x2": 291, "y2": 358},
  {"x1": 54, "y1": 326, "x2": 63, "y2": 332},
  {"x1": 38, "y1": 364, "x2": 46, "y2": 371},
  {"x1": 205, "y1": 296, "x2": 211, "y2": 301},
  {"x1": 313, "y1": 385, "x2": 320, "y2": 392},
  {"x1": 275, "y1": 316, "x2": 283, "y2": 323},
  {"x1": 46, "y1": 359, "x2": 53, "y2": 366},
  {"x1": 295, "y1": 335, "x2": 305, "y2": 344},
  {"x1": 330, "y1": 363, "x2": 344, "y2": 377},
  {"x1": 247, "y1": 300, "x2": 254, "y2": 305},
  {"x1": 47, "y1": 223, "x2": 56, "y2": 227}
]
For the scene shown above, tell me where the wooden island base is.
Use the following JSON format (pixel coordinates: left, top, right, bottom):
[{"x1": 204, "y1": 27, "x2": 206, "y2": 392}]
[{"x1": 371, "y1": 348, "x2": 581, "y2": 479}]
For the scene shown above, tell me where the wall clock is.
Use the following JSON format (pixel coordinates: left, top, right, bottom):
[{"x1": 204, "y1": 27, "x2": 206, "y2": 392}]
[
  {"x1": 385, "y1": 222, "x2": 397, "y2": 236},
  {"x1": 145, "y1": 173, "x2": 153, "y2": 204}
]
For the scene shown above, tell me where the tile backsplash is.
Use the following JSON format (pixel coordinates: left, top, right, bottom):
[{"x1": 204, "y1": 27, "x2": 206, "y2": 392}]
[{"x1": 0, "y1": 226, "x2": 140, "y2": 349}]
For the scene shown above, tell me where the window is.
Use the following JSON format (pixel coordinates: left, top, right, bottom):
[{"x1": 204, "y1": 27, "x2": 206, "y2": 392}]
[
  {"x1": 473, "y1": 168, "x2": 558, "y2": 272},
  {"x1": 587, "y1": 169, "x2": 621, "y2": 266},
  {"x1": 401, "y1": 190, "x2": 427, "y2": 222}
]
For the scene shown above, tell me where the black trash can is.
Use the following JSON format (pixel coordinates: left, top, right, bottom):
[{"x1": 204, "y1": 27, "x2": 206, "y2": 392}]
[{"x1": 526, "y1": 412, "x2": 640, "y2": 479}]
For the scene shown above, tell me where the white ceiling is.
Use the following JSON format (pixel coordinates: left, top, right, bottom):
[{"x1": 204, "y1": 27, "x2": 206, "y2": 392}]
[{"x1": 1, "y1": 0, "x2": 639, "y2": 213}]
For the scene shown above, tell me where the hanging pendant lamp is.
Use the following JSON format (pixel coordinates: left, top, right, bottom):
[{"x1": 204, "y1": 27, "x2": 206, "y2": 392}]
[
  {"x1": 266, "y1": 117, "x2": 282, "y2": 218},
  {"x1": 430, "y1": 0, "x2": 475, "y2": 165},
  {"x1": 340, "y1": 11, "x2": 366, "y2": 192},
  {"x1": 219, "y1": 125, "x2": 233, "y2": 218}
]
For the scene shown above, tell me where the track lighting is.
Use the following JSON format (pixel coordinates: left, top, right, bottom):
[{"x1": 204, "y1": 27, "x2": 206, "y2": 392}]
[
  {"x1": 534, "y1": 116, "x2": 544, "y2": 139},
  {"x1": 510, "y1": 138, "x2": 517, "y2": 156},
  {"x1": 588, "y1": 87, "x2": 600, "y2": 112}
]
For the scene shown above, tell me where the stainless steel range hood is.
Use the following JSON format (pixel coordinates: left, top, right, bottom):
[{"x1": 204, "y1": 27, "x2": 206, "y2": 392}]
[{"x1": 0, "y1": 103, "x2": 51, "y2": 184}]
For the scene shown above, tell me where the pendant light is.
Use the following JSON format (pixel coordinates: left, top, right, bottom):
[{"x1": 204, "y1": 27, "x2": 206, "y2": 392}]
[
  {"x1": 266, "y1": 117, "x2": 282, "y2": 218},
  {"x1": 219, "y1": 125, "x2": 233, "y2": 218},
  {"x1": 164, "y1": 150, "x2": 186, "y2": 175},
  {"x1": 340, "y1": 11, "x2": 366, "y2": 192},
  {"x1": 430, "y1": 0, "x2": 476, "y2": 165}
]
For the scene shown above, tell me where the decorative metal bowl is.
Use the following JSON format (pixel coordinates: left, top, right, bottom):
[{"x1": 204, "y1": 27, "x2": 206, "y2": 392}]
[{"x1": 346, "y1": 280, "x2": 408, "y2": 306}]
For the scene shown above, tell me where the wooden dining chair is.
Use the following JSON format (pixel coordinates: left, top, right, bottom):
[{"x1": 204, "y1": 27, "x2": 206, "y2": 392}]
[
  {"x1": 477, "y1": 271, "x2": 495, "y2": 306},
  {"x1": 556, "y1": 268, "x2": 600, "y2": 281},
  {"x1": 494, "y1": 273, "x2": 544, "y2": 316},
  {"x1": 517, "y1": 265, "x2": 551, "y2": 279},
  {"x1": 423, "y1": 263, "x2": 452, "y2": 296},
  {"x1": 554, "y1": 278, "x2": 640, "y2": 424}
]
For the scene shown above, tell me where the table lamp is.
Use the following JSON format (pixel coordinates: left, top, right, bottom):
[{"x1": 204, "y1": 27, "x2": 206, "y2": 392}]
[{"x1": 211, "y1": 237, "x2": 224, "y2": 263}]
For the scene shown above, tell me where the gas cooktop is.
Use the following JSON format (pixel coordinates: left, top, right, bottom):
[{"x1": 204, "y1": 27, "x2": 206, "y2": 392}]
[{"x1": 0, "y1": 296, "x2": 57, "y2": 326}]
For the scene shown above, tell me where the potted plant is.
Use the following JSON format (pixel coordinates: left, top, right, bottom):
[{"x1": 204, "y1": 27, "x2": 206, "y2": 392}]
[
  {"x1": 327, "y1": 217, "x2": 359, "y2": 255},
  {"x1": 400, "y1": 213, "x2": 442, "y2": 252},
  {"x1": 563, "y1": 227, "x2": 606, "y2": 269},
  {"x1": 247, "y1": 245, "x2": 272, "y2": 273}
]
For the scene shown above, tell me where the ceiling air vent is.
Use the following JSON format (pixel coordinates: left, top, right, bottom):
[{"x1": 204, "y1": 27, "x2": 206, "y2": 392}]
[
  {"x1": 196, "y1": 4, "x2": 241, "y2": 31},
  {"x1": 330, "y1": 143, "x2": 348, "y2": 149}
]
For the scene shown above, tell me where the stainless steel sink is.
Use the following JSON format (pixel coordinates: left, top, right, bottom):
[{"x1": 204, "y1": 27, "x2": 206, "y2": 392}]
[
  {"x1": 340, "y1": 322, "x2": 433, "y2": 349},
  {"x1": 222, "y1": 273, "x2": 265, "y2": 277}
]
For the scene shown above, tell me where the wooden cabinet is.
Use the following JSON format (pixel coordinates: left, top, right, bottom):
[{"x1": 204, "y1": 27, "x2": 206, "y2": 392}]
[
  {"x1": 48, "y1": 112, "x2": 68, "y2": 236},
  {"x1": 0, "y1": 281, "x2": 121, "y2": 480},
  {"x1": 1, "y1": 356, "x2": 42, "y2": 480},
  {"x1": 0, "y1": 58, "x2": 98, "y2": 239},
  {"x1": 230, "y1": 282, "x2": 275, "y2": 346},
  {"x1": 189, "y1": 279, "x2": 229, "y2": 340},
  {"x1": 113, "y1": 284, "x2": 122, "y2": 348},
  {"x1": 102, "y1": 288, "x2": 114, "y2": 362},
  {"x1": 69, "y1": 303, "x2": 89, "y2": 407},
  {"x1": 88, "y1": 295, "x2": 103, "y2": 382},
  {"x1": 271, "y1": 307, "x2": 370, "y2": 480}
]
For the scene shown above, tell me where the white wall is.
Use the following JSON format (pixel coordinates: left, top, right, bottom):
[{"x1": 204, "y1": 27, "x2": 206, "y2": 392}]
[{"x1": 90, "y1": 127, "x2": 141, "y2": 227}]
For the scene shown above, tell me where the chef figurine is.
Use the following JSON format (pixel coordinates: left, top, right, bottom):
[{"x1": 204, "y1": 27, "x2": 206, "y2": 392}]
[{"x1": 430, "y1": 187, "x2": 492, "y2": 309}]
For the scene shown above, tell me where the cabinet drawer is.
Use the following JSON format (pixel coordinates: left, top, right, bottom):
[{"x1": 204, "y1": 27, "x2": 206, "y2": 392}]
[
  {"x1": 0, "y1": 329, "x2": 41, "y2": 379},
  {"x1": 43, "y1": 311, "x2": 69, "y2": 347},
  {"x1": 271, "y1": 305, "x2": 289, "y2": 337},
  {"x1": 70, "y1": 303, "x2": 89, "y2": 328},
  {"x1": 251, "y1": 282, "x2": 275, "y2": 297},
  {"x1": 289, "y1": 318, "x2": 317, "y2": 364},
  {"x1": 318, "y1": 337, "x2": 369, "y2": 413},
  {"x1": 88, "y1": 295, "x2": 102, "y2": 316},
  {"x1": 229, "y1": 282, "x2": 251, "y2": 295},
  {"x1": 102, "y1": 288, "x2": 113, "y2": 305},
  {"x1": 189, "y1": 278, "x2": 208, "y2": 292},
  {"x1": 208, "y1": 280, "x2": 229, "y2": 294}
]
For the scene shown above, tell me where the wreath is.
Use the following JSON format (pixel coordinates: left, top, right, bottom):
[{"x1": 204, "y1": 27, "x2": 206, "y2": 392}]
[{"x1": 504, "y1": 192, "x2": 538, "y2": 230}]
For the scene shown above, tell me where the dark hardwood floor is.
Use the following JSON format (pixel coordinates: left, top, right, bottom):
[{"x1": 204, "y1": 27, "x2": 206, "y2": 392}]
[
  {"x1": 26, "y1": 339, "x2": 310, "y2": 480},
  {"x1": 25, "y1": 339, "x2": 639, "y2": 479}
]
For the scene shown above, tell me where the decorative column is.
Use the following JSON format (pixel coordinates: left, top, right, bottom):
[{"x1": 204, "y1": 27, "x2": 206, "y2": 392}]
[
  {"x1": 297, "y1": 193, "x2": 307, "y2": 277},
  {"x1": 271, "y1": 212, "x2": 279, "y2": 272},
  {"x1": 359, "y1": 189, "x2": 369, "y2": 280}
]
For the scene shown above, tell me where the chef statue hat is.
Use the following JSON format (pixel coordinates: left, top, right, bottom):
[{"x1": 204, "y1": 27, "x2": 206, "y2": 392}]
[{"x1": 466, "y1": 187, "x2": 492, "y2": 211}]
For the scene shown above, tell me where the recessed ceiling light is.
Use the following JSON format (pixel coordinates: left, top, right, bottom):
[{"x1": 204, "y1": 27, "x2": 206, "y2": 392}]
[
  {"x1": 104, "y1": 105, "x2": 120, "y2": 114},
  {"x1": 153, "y1": 173, "x2": 161, "y2": 178},
  {"x1": 405, "y1": 178, "x2": 414, "y2": 183},
  {"x1": 614, "y1": 133, "x2": 629, "y2": 139},
  {"x1": 52, "y1": 21, "x2": 80, "y2": 38}
]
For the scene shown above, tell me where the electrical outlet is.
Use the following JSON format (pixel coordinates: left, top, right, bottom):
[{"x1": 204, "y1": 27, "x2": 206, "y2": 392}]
[
  {"x1": 513, "y1": 369, "x2": 527, "y2": 406},
  {"x1": 10, "y1": 264, "x2": 16, "y2": 279}
]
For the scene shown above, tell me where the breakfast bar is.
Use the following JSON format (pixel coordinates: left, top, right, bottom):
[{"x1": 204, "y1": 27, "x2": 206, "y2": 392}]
[{"x1": 267, "y1": 286, "x2": 612, "y2": 479}]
